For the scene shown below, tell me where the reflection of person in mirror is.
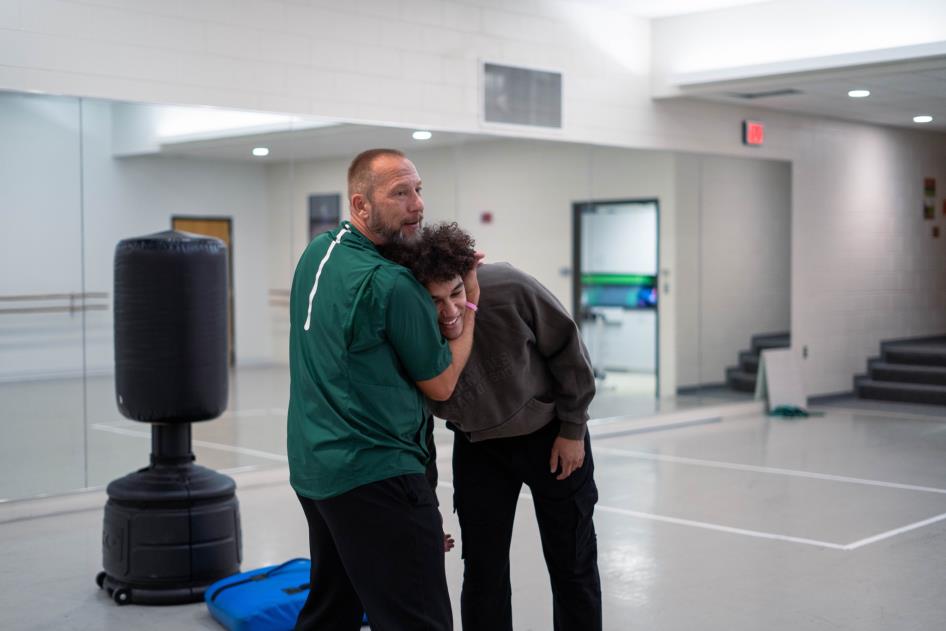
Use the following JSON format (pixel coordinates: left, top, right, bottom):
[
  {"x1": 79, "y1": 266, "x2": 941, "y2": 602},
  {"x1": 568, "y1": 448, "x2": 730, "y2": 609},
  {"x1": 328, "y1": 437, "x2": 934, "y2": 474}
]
[
  {"x1": 287, "y1": 150, "x2": 478, "y2": 631},
  {"x1": 382, "y1": 222, "x2": 601, "y2": 631}
]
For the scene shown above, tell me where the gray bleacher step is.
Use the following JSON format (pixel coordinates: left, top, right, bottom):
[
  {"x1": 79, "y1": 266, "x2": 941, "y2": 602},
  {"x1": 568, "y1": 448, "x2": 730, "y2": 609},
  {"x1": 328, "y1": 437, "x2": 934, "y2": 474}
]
[
  {"x1": 854, "y1": 376, "x2": 946, "y2": 406},
  {"x1": 738, "y1": 351, "x2": 759, "y2": 373},
  {"x1": 750, "y1": 332, "x2": 790, "y2": 354},
  {"x1": 881, "y1": 335, "x2": 946, "y2": 349},
  {"x1": 726, "y1": 367, "x2": 756, "y2": 393},
  {"x1": 868, "y1": 359, "x2": 946, "y2": 386},
  {"x1": 725, "y1": 332, "x2": 790, "y2": 394},
  {"x1": 882, "y1": 343, "x2": 946, "y2": 368}
]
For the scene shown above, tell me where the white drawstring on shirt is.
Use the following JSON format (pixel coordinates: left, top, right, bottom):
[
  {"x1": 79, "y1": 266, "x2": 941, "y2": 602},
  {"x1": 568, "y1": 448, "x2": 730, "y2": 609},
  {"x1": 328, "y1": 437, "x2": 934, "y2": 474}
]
[{"x1": 303, "y1": 225, "x2": 350, "y2": 331}]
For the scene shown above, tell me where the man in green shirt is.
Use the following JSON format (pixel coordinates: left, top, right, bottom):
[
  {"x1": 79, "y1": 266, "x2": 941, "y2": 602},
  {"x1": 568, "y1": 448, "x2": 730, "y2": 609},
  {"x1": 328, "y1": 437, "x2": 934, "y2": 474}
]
[{"x1": 287, "y1": 149, "x2": 477, "y2": 630}]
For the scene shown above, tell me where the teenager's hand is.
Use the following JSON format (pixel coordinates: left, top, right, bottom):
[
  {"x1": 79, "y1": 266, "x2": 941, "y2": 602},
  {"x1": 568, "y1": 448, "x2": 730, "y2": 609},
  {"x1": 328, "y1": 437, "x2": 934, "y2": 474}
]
[
  {"x1": 550, "y1": 436, "x2": 585, "y2": 480},
  {"x1": 443, "y1": 532, "x2": 456, "y2": 553}
]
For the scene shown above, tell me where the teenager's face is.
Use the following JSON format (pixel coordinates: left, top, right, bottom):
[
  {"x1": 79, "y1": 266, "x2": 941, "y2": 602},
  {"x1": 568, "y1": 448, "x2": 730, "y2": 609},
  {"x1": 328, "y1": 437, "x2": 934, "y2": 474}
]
[{"x1": 427, "y1": 276, "x2": 466, "y2": 340}]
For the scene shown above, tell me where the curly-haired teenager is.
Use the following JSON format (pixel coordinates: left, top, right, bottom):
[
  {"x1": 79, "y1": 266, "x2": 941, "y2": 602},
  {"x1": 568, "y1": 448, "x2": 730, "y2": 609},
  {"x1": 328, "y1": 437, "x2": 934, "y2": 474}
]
[{"x1": 382, "y1": 223, "x2": 601, "y2": 631}]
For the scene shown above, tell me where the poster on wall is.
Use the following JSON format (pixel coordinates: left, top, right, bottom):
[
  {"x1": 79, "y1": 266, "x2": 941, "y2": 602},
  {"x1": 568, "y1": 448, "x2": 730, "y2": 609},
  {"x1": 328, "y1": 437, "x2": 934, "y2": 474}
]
[
  {"x1": 923, "y1": 178, "x2": 936, "y2": 221},
  {"x1": 309, "y1": 193, "x2": 341, "y2": 241}
]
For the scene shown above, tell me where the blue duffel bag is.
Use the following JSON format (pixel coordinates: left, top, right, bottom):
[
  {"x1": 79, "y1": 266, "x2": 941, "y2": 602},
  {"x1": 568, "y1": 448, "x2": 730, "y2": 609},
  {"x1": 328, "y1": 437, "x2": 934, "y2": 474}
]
[
  {"x1": 206, "y1": 558, "x2": 311, "y2": 630},
  {"x1": 207, "y1": 558, "x2": 368, "y2": 630}
]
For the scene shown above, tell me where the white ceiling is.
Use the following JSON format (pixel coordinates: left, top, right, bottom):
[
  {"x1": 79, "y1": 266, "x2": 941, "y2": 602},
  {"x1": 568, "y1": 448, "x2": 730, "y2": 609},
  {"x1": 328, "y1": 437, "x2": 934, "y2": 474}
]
[
  {"x1": 674, "y1": 55, "x2": 946, "y2": 132},
  {"x1": 157, "y1": 122, "x2": 491, "y2": 163}
]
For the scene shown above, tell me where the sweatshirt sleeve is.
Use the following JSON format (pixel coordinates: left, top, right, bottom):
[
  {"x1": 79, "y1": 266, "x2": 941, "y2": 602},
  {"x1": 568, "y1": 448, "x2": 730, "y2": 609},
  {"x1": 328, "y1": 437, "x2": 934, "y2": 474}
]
[{"x1": 520, "y1": 272, "x2": 596, "y2": 440}]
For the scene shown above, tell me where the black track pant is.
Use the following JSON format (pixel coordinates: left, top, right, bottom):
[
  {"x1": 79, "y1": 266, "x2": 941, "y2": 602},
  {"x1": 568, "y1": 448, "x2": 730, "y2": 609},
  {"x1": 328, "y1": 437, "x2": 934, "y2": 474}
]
[
  {"x1": 294, "y1": 474, "x2": 453, "y2": 631},
  {"x1": 452, "y1": 420, "x2": 601, "y2": 631}
]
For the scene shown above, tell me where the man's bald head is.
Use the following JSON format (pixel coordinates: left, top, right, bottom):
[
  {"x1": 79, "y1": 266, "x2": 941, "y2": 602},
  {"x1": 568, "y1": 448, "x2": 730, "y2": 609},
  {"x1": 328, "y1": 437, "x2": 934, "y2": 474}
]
[{"x1": 348, "y1": 148, "x2": 406, "y2": 201}]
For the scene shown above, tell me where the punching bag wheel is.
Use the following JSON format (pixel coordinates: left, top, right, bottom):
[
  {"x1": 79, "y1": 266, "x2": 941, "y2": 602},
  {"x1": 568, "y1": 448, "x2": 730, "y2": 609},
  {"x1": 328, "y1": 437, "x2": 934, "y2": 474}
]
[{"x1": 113, "y1": 588, "x2": 130, "y2": 605}]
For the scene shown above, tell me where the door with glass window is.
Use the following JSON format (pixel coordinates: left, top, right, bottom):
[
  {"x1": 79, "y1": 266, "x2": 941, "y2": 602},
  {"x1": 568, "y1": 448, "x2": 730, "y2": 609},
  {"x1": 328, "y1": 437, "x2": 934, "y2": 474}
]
[{"x1": 573, "y1": 200, "x2": 659, "y2": 397}]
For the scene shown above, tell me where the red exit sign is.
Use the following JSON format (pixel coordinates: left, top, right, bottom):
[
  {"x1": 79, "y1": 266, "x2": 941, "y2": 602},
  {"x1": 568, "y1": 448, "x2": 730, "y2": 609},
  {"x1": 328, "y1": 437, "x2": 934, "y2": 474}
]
[{"x1": 743, "y1": 120, "x2": 764, "y2": 146}]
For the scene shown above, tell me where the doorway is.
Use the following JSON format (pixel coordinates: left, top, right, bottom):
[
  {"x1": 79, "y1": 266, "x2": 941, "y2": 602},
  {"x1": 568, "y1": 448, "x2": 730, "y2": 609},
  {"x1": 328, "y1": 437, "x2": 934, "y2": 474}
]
[
  {"x1": 573, "y1": 199, "x2": 659, "y2": 398},
  {"x1": 171, "y1": 216, "x2": 235, "y2": 366}
]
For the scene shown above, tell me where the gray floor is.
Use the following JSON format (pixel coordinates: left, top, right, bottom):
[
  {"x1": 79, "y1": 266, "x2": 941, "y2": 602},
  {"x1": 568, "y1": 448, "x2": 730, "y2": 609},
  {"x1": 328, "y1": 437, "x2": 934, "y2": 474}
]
[{"x1": 2, "y1": 368, "x2": 946, "y2": 629}]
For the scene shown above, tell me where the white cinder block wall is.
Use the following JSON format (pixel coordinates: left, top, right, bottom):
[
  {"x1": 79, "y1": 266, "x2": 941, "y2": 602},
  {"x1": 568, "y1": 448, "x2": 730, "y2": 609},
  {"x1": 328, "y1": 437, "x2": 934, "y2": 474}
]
[
  {"x1": 1, "y1": 0, "x2": 945, "y2": 395},
  {"x1": 792, "y1": 122, "x2": 946, "y2": 395},
  {"x1": 0, "y1": 0, "x2": 652, "y2": 142}
]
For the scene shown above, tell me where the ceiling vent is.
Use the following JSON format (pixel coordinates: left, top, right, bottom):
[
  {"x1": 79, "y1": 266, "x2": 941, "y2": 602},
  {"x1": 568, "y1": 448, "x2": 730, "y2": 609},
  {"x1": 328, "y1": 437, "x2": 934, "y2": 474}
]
[
  {"x1": 727, "y1": 88, "x2": 802, "y2": 100},
  {"x1": 483, "y1": 63, "x2": 562, "y2": 128}
]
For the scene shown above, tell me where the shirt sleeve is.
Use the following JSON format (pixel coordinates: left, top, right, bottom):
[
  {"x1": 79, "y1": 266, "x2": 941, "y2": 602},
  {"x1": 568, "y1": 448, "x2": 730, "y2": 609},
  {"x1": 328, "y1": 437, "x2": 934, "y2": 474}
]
[
  {"x1": 385, "y1": 270, "x2": 453, "y2": 382},
  {"x1": 520, "y1": 272, "x2": 596, "y2": 440}
]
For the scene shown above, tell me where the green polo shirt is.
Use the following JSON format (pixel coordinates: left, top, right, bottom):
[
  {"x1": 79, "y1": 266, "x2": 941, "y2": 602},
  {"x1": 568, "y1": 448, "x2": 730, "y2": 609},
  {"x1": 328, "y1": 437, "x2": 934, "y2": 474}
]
[{"x1": 287, "y1": 222, "x2": 452, "y2": 500}]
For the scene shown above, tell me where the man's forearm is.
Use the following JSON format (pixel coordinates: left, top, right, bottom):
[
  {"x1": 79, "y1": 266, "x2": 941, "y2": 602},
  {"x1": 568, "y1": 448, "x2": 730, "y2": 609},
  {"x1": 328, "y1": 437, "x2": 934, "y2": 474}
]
[
  {"x1": 416, "y1": 308, "x2": 475, "y2": 401},
  {"x1": 438, "y1": 309, "x2": 477, "y2": 395}
]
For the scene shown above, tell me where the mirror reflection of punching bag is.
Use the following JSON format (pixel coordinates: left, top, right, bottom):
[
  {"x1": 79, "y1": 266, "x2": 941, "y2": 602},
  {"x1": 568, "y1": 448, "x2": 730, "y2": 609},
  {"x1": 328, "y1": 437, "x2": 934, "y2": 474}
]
[{"x1": 97, "y1": 231, "x2": 242, "y2": 606}]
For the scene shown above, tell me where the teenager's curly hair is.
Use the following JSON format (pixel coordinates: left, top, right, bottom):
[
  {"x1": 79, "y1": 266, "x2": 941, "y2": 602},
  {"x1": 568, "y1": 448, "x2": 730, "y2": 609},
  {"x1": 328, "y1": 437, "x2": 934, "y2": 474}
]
[{"x1": 381, "y1": 222, "x2": 476, "y2": 285}]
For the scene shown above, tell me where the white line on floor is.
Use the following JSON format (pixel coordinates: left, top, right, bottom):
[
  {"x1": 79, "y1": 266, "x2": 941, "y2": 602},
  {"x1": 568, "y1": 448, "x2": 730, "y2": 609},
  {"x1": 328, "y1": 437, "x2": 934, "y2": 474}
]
[
  {"x1": 593, "y1": 446, "x2": 946, "y2": 494},
  {"x1": 192, "y1": 442, "x2": 287, "y2": 462},
  {"x1": 815, "y1": 406, "x2": 946, "y2": 423},
  {"x1": 435, "y1": 479, "x2": 847, "y2": 550},
  {"x1": 439, "y1": 478, "x2": 946, "y2": 550},
  {"x1": 89, "y1": 424, "x2": 152, "y2": 438},
  {"x1": 843, "y1": 511, "x2": 946, "y2": 550},
  {"x1": 90, "y1": 423, "x2": 288, "y2": 463},
  {"x1": 226, "y1": 408, "x2": 271, "y2": 418},
  {"x1": 592, "y1": 416, "x2": 720, "y2": 439},
  {"x1": 594, "y1": 504, "x2": 849, "y2": 550},
  {"x1": 92, "y1": 422, "x2": 946, "y2": 550},
  {"x1": 219, "y1": 465, "x2": 266, "y2": 475},
  {"x1": 588, "y1": 399, "x2": 762, "y2": 429}
]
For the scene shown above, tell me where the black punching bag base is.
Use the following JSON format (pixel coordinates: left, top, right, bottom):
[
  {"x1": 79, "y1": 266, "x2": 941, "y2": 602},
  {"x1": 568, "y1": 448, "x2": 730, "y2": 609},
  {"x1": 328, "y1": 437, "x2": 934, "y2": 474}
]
[{"x1": 97, "y1": 463, "x2": 241, "y2": 606}]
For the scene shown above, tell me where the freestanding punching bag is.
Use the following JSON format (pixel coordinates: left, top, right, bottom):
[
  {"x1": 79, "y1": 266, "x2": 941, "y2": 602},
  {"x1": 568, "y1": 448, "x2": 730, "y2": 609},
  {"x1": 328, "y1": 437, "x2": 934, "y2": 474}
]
[{"x1": 97, "y1": 230, "x2": 242, "y2": 606}]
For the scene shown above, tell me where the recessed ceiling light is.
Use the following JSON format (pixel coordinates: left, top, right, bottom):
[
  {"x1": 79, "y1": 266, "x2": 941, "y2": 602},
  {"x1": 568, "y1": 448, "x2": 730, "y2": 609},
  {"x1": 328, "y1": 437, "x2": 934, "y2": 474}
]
[
  {"x1": 913, "y1": 115, "x2": 933, "y2": 124},
  {"x1": 252, "y1": 147, "x2": 270, "y2": 157},
  {"x1": 847, "y1": 89, "x2": 870, "y2": 98},
  {"x1": 412, "y1": 130, "x2": 432, "y2": 141}
]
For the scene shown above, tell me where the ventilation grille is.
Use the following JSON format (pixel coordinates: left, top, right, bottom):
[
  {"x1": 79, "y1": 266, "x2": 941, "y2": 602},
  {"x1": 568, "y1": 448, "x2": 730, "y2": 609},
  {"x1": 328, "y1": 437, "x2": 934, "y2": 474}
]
[
  {"x1": 483, "y1": 63, "x2": 562, "y2": 128},
  {"x1": 726, "y1": 88, "x2": 802, "y2": 100}
]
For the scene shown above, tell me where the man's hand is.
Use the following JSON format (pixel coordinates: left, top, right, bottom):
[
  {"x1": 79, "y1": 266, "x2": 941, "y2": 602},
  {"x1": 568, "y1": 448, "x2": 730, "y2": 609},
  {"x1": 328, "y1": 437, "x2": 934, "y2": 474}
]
[
  {"x1": 443, "y1": 532, "x2": 456, "y2": 553},
  {"x1": 463, "y1": 261, "x2": 481, "y2": 305},
  {"x1": 549, "y1": 436, "x2": 585, "y2": 480}
]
